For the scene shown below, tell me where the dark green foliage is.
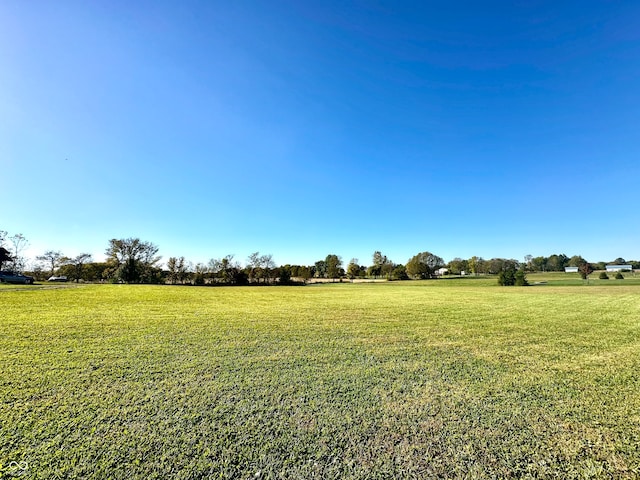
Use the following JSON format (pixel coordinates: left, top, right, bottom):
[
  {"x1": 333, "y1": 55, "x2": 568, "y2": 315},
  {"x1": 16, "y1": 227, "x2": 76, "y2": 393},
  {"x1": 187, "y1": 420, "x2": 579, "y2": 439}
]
[
  {"x1": 497, "y1": 262, "x2": 527, "y2": 286},
  {"x1": 599, "y1": 272, "x2": 609, "y2": 280},
  {"x1": 615, "y1": 272, "x2": 624, "y2": 280},
  {"x1": 515, "y1": 269, "x2": 529, "y2": 286},
  {"x1": 406, "y1": 251, "x2": 445, "y2": 279},
  {"x1": 0, "y1": 246, "x2": 12, "y2": 269}
]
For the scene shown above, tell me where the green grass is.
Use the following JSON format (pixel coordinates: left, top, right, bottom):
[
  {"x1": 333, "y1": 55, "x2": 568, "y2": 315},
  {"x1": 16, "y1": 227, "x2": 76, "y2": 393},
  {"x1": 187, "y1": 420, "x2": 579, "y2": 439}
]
[{"x1": 1, "y1": 282, "x2": 639, "y2": 478}]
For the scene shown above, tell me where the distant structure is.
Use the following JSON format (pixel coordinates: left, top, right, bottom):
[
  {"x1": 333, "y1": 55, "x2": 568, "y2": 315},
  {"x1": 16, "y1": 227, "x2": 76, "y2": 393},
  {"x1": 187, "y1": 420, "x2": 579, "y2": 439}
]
[
  {"x1": 606, "y1": 265, "x2": 632, "y2": 272},
  {"x1": 564, "y1": 266, "x2": 579, "y2": 273}
]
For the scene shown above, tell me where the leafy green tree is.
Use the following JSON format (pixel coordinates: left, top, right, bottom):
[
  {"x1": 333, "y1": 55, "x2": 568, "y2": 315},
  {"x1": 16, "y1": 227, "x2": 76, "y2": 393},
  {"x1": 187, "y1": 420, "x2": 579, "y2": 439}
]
[
  {"x1": 347, "y1": 259, "x2": 361, "y2": 279},
  {"x1": 406, "y1": 251, "x2": 444, "y2": 279},
  {"x1": 530, "y1": 256, "x2": 547, "y2": 272},
  {"x1": 391, "y1": 264, "x2": 408, "y2": 280},
  {"x1": 277, "y1": 266, "x2": 292, "y2": 285},
  {"x1": 105, "y1": 238, "x2": 161, "y2": 283},
  {"x1": 447, "y1": 258, "x2": 469, "y2": 275},
  {"x1": 515, "y1": 269, "x2": 528, "y2": 286},
  {"x1": 314, "y1": 260, "x2": 327, "y2": 278},
  {"x1": 65, "y1": 253, "x2": 93, "y2": 282},
  {"x1": 567, "y1": 255, "x2": 587, "y2": 267},
  {"x1": 497, "y1": 261, "x2": 524, "y2": 286},
  {"x1": 325, "y1": 254, "x2": 342, "y2": 280},
  {"x1": 546, "y1": 254, "x2": 568, "y2": 272},
  {"x1": 37, "y1": 250, "x2": 64, "y2": 277},
  {"x1": 167, "y1": 256, "x2": 188, "y2": 284},
  {"x1": 298, "y1": 266, "x2": 312, "y2": 283}
]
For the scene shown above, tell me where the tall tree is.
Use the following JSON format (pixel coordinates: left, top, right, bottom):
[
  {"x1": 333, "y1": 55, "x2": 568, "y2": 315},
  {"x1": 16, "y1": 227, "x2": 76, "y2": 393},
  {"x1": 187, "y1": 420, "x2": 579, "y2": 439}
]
[
  {"x1": 37, "y1": 250, "x2": 64, "y2": 277},
  {"x1": 347, "y1": 258, "x2": 361, "y2": 279},
  {"x1": 7, "y1": 234, "x2": 29, "y2": 272},
  {"x1": 567, "y1": 255, "x2": 587, "y2": 267},
  {"x1": 64, "y1": 253, "x2": 93, "y2": 282},
  {"x1": 325, "y1": 254, "x2": 342, "y2": 280},
  {"x1": 167, "y1": 256, "x2": 188, "y2": 284},
  {"x1": 259, "y1": 254, "x2": 276, "y2": 283},
  {"x1": 247, "y1": 252, "x2": 261, "y2": 283},
  {"x1": 406, "y1": 251, "x2": 444, "y2": 279},
  {"x1": 578, "y1": 262, "x2": 594, "y2": 281},
  {"x1": 105, "y1": 238, "x2": 161, "y2": 283}
]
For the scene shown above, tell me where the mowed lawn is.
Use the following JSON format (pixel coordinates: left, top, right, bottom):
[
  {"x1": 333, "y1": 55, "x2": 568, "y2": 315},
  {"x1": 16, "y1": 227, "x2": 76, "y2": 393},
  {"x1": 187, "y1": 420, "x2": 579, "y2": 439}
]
[{"x1": 1, "y1": 281, "x2": 639, "y2": 478}]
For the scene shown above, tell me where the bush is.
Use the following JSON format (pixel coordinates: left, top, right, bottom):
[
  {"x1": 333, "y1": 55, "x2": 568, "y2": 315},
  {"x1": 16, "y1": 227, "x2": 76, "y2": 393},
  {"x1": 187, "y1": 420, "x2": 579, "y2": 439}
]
[
  {"x1": 498, "y1": 267, "x2": 528, "y2": 286},
  {"x1": 615, "y1": 272, "x2": 624, "y2": 280},
  {"x1": 515, "y1": 270, "x2": 529, "y2": 286},
  {"x1": 599, "y1": 272, "x2": 609, "y2": 280}
]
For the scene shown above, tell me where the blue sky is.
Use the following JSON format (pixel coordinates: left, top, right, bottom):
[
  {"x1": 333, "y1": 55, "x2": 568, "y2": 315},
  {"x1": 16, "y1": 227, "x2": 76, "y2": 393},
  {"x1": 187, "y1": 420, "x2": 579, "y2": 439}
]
[{"x1": 2, "y1": 0, "x2": 639, "y2": 267}]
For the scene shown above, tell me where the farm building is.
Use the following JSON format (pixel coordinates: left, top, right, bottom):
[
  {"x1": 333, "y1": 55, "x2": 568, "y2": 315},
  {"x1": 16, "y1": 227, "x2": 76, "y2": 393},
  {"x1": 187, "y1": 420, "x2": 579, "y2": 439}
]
[
  {"x1": 565, "y1": 266, "x2": 579, "y2": 273},
  {"x1": 606, "y1": 265, "x2": 632, "y2": 272}
]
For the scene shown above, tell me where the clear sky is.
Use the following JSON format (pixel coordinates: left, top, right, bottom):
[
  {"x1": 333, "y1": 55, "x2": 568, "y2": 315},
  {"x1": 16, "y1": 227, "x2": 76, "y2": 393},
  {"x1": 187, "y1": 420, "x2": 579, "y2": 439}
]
[{"x1": 2, "y1": 1, "x2": 639, "y2": 267}]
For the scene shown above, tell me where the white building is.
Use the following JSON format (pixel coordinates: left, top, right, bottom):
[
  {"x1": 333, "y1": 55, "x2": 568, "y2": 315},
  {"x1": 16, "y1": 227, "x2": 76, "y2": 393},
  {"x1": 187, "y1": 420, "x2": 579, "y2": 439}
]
[
  {"x1": 564, "y1": 266, "x2": 579, "y2": 273},
  {"x1": 606, "y1": 265, "x2": 632, "y2": 272}
]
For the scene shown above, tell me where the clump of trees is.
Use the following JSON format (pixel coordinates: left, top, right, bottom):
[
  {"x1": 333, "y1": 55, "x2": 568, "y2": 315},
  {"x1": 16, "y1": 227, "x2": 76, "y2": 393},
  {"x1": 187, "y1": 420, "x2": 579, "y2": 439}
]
[
  {"x1": 497, "y1": 261, "x2": 528, "y2": 286},
  {"x1": 406, "y1": 251, "x2": 444, "y2": 279}
]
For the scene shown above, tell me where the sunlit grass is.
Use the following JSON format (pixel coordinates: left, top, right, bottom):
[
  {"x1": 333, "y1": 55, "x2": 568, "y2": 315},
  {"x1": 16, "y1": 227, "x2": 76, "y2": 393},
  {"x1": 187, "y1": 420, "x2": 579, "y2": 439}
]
[{"x1": 1, "y1": 282, "x2": 639, "y2": 478}]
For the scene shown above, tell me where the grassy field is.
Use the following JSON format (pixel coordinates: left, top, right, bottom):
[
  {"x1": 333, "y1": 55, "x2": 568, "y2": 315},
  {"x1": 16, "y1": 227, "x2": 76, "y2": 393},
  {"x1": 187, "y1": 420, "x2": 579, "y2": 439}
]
[{"x1": 1, "y1": 279, "x2": 639, "y2": 478}]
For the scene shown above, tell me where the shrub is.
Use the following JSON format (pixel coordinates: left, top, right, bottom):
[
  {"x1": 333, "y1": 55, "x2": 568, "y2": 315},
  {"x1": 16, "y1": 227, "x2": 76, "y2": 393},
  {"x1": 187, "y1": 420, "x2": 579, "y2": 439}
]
[
  {"x1": 615, "y1": 272, "x2": 624, "y2": 280},
  {"x1": 599, "y1": 272, "x2": 609, "y2": 280},
  {"x1": 515, "y1": 269, "x2": 529, "y2": 286}
]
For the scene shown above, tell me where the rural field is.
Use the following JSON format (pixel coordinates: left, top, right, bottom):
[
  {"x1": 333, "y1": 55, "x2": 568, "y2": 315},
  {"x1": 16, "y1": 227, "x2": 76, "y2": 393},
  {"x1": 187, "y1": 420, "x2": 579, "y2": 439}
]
[{"x1": 1, "y1": 277, "x2": 639, "y2": 478}]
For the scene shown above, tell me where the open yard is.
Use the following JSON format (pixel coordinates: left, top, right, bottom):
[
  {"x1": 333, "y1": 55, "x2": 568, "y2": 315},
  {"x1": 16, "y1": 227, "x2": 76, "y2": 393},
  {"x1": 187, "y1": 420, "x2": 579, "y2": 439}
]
[{"x1": 1, "y1": 278, "x2": 639, "y2": 478}]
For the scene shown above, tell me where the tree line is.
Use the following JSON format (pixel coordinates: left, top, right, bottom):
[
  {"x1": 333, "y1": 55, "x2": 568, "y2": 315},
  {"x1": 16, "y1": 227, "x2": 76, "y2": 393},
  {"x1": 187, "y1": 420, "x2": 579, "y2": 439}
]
[{"x1": 1, "y1": 230, "x2": 637, "y2": 285}]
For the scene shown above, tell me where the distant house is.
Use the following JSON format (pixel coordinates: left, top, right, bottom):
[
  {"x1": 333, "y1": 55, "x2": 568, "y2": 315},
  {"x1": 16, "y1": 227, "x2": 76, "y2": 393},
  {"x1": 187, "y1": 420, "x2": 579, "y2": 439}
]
[
  {"x1": 436, "y1": 267, "x2": 449, "y2": 276},
  {"x1": 606, "y1": 265, "x2": 632, "y2": 272},
  {"x1": 564, "y1": 266, "x2": 579, "y2": 273}
]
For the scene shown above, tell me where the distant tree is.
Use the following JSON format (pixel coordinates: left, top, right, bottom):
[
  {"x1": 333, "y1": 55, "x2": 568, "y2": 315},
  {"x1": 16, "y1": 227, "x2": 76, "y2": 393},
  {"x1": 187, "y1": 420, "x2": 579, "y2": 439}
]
[
  {"x1": 6, "y1": 234, "x2": 29, "y2": 272},
  {"x1": 615, "y1": 272, "x2": 624, "y2": 280},
  {"x1": 65, "y1": 253, "x2": 93, "y2": 282},
  {"x1": 530, "y1": 256, "x2": 546, "y2": 272},
  {"x1": 167, "y1": 256, "x2": 188, "y2": 284},
  {"x1": 447, "y1": 258, "x2": 469, "y2": 275},
  {"x1": 515, "y1": 269, "x2": 529, "y2": 286},
  {"x1": 347, "y1": 259, "x2": 361, "y2": 279},
  {"x1": 578, "y1": 262, "x2": 594, "y2": 280},
  {"x1": 567, "y1": 255, "x2": 587, "y2": 267},
  {"x1": 546, "y1": 254, "x2": 568, "y2": 272},
  {"x1": 314, "y1": 260, "x2": 327, "y2": 278},
  {"x1": 277, "y1": 266, "x2": 292, "y2": 285},
  {"x1": 105, "y1": 238, "x2": 161, "y2": 283},
  {"x1": 468, "y1": 256, "x2": 487, "y2": 275},
  {"x1": 391, "y1": 264, "x2": 408, "y2": 280},
  {"x1": 406, "y1": 251, "x2": 444, "y2": 279},
  {"x1": 193, "y1": 263, "x2": 207, "y2": 285},
  {"x1": 524, "y1": 254, "x2": 533, "y2": 271},
  {"x1": 298, "y1": 266, "x2": 312, "y2": 283},
  {"x1": 325, "y1": 254, "x2": 342, "y2": 280},
  {"x1": 37, "y1": 250, "x2": 64, "y2": 277},
  {"x1": 247, "y1": 252, "x2": 261, "y2": 283},
  {"x1": 259, "y1": 254, "x2": 276, "y2": 284},
  {"x1": 599, "y1": 272, "x2": 609, "y2": 280},
  {"x1": 0, "y1": 247, "x2": 12, "y2": 270}
]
